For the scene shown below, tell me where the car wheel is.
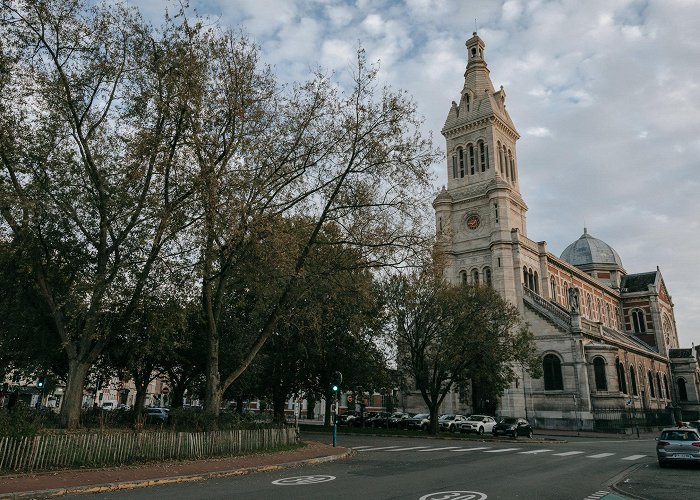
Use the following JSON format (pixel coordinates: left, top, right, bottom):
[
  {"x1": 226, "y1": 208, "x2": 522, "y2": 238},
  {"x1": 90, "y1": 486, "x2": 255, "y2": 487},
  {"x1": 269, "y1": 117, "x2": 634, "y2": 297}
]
[
  {"x1": 512, "y1": 431, "x2": 517, "y2": 439},
  {"x1": 658, "y1": 460, "x2": 667, "y2": 468},
  {"x1": 421, "y1": 423, "x2": 428, "y2": 431},
  {"x1": 477, "y1": 427, "x2": 484, "y2": 435},
  {"x1": 449, "y1": 425, "x2": 455, "y2": 433},
  {"x1": 527, "y1": 430, "x2": 533, "y2": 439}
]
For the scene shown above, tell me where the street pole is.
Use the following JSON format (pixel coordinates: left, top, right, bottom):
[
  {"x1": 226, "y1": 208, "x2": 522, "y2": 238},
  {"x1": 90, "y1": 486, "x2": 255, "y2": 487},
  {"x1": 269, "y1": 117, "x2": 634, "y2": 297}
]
[{"x1": 332, "y1": 401, "x2": 337, "y2": 447}]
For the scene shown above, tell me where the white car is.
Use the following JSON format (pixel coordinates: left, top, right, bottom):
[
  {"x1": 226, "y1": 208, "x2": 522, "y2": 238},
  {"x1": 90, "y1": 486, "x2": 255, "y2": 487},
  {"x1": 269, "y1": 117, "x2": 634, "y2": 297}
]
[
  {"x1": 459, "y1": 414, "x2": 497, "y2": 435},
  {"x1": 439, "y1": 414, "x2": 469, "y2": 432}
]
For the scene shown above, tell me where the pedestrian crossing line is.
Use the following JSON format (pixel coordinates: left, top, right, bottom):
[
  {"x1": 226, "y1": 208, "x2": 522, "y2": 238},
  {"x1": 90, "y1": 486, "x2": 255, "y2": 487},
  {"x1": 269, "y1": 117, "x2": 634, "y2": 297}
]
[
  {"x1": 386, "y1": 446, "x2": 430, "y2": 452},
  {"x1": 518, "y1": 449, "x2": 553, "y2": 454},
  {"x1": 583, "y1": 490, "x2": 609, "y2": 500},
  {"x1": 552, "y1": 451, "x2": 585, "y2": 456},
  {"x1": 357, "y1": 446, "x2": 401, "y2": 452},
  {"x1": 417, "y1": 446, "x2": 461, "y2": 452},
  {"x1": 621, "y1": 454, "x2": 647, "y2": 461},
  {"x1": 450, "y1": 447, "x2": 491, "y2": 452},
  {"x1": 350, "y1": 446, "x2": 374, "y2": 449},
  {"x1": 484, "y1": 448, "x2": 521, "y2": 453},
  {"x1": 587, "y1": 453, "x2": 615, "y2": 459}
]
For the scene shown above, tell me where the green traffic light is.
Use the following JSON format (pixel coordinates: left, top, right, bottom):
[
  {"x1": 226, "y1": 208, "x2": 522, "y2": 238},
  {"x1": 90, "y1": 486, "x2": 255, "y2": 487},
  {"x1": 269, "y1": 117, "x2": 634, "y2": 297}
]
[{"x1": 332, "y1": 384, "x2": 338, "y2": 392}]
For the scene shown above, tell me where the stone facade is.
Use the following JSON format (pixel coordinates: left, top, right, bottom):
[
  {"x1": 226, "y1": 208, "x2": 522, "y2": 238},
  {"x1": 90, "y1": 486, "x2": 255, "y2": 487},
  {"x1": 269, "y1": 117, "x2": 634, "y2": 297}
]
[{"x1": 415, "y1": 32, "x2": 700, "y2": 429}]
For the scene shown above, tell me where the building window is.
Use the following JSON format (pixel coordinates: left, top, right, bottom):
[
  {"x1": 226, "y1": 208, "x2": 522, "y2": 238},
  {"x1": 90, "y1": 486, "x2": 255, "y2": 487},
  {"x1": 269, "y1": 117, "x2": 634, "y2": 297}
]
[
  {"x1": 498, "y1": 142, "x2": 504, "y2": 175},
  {"x1": 629, "y1": 366, "x2": 638, "y2": 396},
  {"x1": 460, "y1": 270, "x2": 468, "y2": 285},
  {"x1": 503, "y1": 146, "x2": 509, "y2": 179},
  {"x1": 484, "y1": 267, "x2": 492, "y2": 286},
  {"x1": 533, "y1": 271, "x2": 539, "y2": 293},
  {"x1": 586, "y1": 294, "x2": 592, "y2": 318},
  {"x1": 452, "y1": 155, "x2": 457, "y2": 178},
  {"x1": 478, "y1": 140, "x2": 488, "y2": 171},
  {"x1": 509, "y1": 150, "x2": 516, "y2": 181},
  {"x1": 465, "y1": 93, "x2": 470, "y2": 111},
  {"x1": 664, "y1": 374, "x2": 670, "y2": 400},
  {"x1": 469, "y1": 144, "x2": 475, "y2": 175},
  {"x1": 656, "y1": 372, "x2": 663, "y2": 399},
  {"x1": 550, "y1": 278, "x2": 557, "y2": 301},
  {"x1": 543, "y1": 354, "x2": 564, "y2": 390},
  {"x1": 458, "y1": 148, "x2": 465, "y2": 178},
  {"x1": 523, "y1": 267, "x2": 528, "y2": 288},
  {"x1": 562, "y1": 282, "x2": 569, "y2": 307},
  {"x1": 494, "y1": 202, "x2": 499, "y2": 224},
  {"x1": 472, "y1": 269, "x2": 479, "y2": 285},
  {"x1": 678, "y1": 378, "x2": 688, "y2": 401},
  {"x1": 616, "y1": 358, "x2": 627, "y2": 394},
  {"x1": 648, "y1": 371, "x2": 656, "y2": 398},
  {"x1": 631, "y1": 309, "x2": 646, "y2": 333},
  {"x1": 593, "y1": 358, "x2": 608, "y2": 391}
]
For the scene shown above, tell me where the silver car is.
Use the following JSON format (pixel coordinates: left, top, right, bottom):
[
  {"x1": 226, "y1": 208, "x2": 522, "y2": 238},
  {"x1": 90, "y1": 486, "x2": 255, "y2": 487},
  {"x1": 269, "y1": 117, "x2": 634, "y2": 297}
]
[{"x1": 656, "y1": 427, "x2": 700, "y2": 467}]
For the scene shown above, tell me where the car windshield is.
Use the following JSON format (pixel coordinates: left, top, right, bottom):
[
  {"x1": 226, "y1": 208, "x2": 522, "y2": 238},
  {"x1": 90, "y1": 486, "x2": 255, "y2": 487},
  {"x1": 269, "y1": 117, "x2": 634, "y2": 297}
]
[
  {"x1": 467, "y1": 415, "x2": 486, "y2": 421},
  {"x1": 440, "y1": 415, "x2": 455, "y2": 421},
  {"x1": 413, "y1": 414, "x2": 428, "y2": 419},
  {"x1": 500, "y1": 417, "x2": 518, "y2": 424}
]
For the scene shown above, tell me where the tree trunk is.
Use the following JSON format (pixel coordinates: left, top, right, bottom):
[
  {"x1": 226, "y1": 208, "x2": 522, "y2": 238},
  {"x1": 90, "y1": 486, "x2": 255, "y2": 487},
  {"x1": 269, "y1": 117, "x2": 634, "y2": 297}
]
[
  {"x1": 324, "y1": 396, "x2": 332, "y2": 427},
  {"x1": 429, "y1": 405, "x2": 440, "y2": 434},
  {"x1": 60, "y1": 360, "x2": 90, "y2": 429},
  {"x1": 272, "y1": 386, "x2": 287, "y2": 424},
  {"x1": 306, "y1": 398, "x2": 316, "y2": 420},
  {"x1": 170, "y1": 382, "x2": 187, "y2": 409}
]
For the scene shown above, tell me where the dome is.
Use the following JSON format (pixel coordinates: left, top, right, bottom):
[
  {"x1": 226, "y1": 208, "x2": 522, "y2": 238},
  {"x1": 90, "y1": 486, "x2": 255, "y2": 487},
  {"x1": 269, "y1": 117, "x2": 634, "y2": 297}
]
[{"x1": 560, "y1": 228, "x2": 623, "y2": 269}]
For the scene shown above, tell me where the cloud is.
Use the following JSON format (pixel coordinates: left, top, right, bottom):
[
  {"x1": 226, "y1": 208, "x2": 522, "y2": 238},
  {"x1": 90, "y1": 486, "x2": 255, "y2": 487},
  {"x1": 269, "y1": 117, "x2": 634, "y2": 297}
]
[{"x1": 525, "y1": 127, "x2": 551, "y2": 137}]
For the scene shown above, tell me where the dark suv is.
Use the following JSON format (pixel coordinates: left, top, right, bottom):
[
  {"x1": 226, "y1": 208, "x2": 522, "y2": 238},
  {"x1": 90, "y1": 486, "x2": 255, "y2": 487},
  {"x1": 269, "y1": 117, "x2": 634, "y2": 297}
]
[{"x1": 492, "y1": 417, "x2": 533, "y2": 438}]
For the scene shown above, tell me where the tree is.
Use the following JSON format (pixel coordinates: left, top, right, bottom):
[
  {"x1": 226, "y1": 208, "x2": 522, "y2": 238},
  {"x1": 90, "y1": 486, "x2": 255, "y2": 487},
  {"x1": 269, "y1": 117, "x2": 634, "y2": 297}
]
[
  {"x1": 0, "y1": 1, "x2": 195, "y2": 427},
  {"x1": 179, "y1": 25, "x2": 439, "y2": 416},
  {"x1": 383, "y1": 266, "x2": 541, "y2": 433}
]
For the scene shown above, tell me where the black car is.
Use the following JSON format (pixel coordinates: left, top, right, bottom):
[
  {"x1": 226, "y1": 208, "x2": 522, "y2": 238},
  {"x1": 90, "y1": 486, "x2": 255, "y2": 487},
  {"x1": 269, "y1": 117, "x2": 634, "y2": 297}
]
[
  {"x1": 336, "y1": 411, "x2": 358, "y2": 426},
  {"x1": 405, "y1": 413, "x2": 430, "y2": 431},
  {"x1": 387, "y1": 412, "x2": 411, "y2": 429},
  {"x1": 492, "y1": 417, "x2": 533, "y2": 438},
  {"x1": 366, "y1": 411, "x2": 392, "y2": 428}
]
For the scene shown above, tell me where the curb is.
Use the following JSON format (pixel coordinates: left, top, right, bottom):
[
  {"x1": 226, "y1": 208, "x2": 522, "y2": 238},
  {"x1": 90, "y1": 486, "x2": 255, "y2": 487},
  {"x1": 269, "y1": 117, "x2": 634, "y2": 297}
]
[
  {"x1": 0, "y1": 449, "x2": 353, "y2": 499},
  {"x1": 304, "y1": 430, "x2": 565, "y2": 444}
]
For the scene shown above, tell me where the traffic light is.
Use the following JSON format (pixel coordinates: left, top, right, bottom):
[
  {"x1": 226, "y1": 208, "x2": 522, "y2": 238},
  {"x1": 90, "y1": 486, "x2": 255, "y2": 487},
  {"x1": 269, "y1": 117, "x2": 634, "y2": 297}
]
[
  {"x1": 331, "y1": 371, "x2": 343, "y2": 393},
  {"x1": 36, "y1": 376, "x2": 46, "y2": 389}
]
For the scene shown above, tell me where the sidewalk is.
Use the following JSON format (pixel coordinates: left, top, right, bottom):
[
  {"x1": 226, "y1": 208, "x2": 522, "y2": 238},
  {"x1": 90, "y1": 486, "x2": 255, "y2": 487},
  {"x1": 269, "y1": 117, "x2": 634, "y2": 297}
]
[{"x1": 0, "y1": 441, "x2": 350, "y2": 499}]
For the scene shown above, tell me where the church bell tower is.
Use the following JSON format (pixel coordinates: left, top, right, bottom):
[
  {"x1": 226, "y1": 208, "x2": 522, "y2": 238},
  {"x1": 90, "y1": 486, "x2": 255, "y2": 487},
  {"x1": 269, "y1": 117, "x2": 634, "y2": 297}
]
[{"x1": 434, "y1": 33, "x2": 528, "y2": 304}]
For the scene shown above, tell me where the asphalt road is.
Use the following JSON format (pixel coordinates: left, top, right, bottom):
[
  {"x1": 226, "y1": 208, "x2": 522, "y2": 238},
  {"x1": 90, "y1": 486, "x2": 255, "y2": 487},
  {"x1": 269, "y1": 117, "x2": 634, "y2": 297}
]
[{"x1": 65, "y1": 431, "x2": 695, "y2": 500}]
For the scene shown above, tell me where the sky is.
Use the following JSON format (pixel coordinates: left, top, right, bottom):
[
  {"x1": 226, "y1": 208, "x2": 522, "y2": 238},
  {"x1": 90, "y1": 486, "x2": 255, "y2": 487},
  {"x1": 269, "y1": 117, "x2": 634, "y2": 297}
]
[{"x1": 135, "y1": 0, "x2": 700, "y2": 348}]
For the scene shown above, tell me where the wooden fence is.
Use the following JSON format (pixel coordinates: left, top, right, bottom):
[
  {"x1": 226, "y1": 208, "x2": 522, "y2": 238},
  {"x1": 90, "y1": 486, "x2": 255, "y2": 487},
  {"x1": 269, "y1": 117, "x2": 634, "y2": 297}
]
[{"x1": 0, "y1": 426, "x2": 298, "y2": 473}]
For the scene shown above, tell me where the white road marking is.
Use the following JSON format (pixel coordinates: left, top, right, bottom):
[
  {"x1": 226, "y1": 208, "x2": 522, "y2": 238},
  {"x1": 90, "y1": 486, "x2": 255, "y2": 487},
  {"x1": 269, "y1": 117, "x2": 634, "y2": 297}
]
[
  {"x1": 518, "y1": 449, "x2": 553, "y2": 454},
  {"x1": 583, "y1": 490, "x2": 609, "y2": 499},
  {"x1": 350, "y1": 445, "x2": 373, "y2": 449},
  {"x1": 552, "y1": 451, "x2": 585, "y2": 456},
  {"x1": 418, "y1": 446, "x2": 462, "y2": 452},
  {"x1": 484, "y1": 448, "x2": 521, "y2": 453},
  {"x1": 587, "y1": 453, "x2": 615, "y2": 459},
  {"x1": 451, "y1": 447, "x2": 491, "y2": 452},
  {"x1": 356, "y1": 446, "x2": 401, "y2": 452},
  {"x1": 621, "y1": 454, "x2": 647, "y2": 461},
  {"x1": 385, "y1": 446, "x2": 430, "y2": 451}
]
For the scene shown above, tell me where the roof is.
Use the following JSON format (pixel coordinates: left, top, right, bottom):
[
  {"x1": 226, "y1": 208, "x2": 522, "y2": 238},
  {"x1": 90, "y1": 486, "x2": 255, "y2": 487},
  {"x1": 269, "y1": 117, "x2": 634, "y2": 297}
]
[
  {"x1": 620, "y1": 272, "x2": 657, "y2": 293},
  {"x1": 560, "y1": 228, "x2": 623, "y2": 269}
]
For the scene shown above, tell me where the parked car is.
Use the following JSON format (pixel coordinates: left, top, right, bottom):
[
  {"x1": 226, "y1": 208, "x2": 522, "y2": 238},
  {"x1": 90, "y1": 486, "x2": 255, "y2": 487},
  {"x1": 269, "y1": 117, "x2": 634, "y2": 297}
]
[
  {"x1": 492, "y1": 417, "x2": 533, "y2": 438},
  {"x1": 145, "y1": 407, "x2": 169, "y2": 423},
  {"x1": 336, "y1": 411, "x2": 358, "y2": 426},
  {"x1": 686, "y1": 420, "x2": 700, "y2": 431},
  {"x1": 406, "y1": 413, "x2": 430, "y2": 431},
  {"x1": 388, "y1": 412, "x2": 412, "y2": 429},
  {"x1": 656, "y1": 427, "x2": 700, "y2": 467},
  {"x1": 366, "y1": 411, "x2": 392, "y2": 428},
  {"x1": 354, "y1": 411, "x2": 377, "y2": 427},
  {"x1": 459, "y1": 414, "x2": 497, "y2": 435},
  {"x1": 439, "y1": 414, "x2": 469, "y2": 432}
]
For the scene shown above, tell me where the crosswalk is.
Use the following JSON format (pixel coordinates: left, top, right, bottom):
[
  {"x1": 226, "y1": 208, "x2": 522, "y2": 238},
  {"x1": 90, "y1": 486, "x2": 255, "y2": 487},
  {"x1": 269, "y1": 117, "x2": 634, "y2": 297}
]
[{"x1": 350, "y1": 444, "x2": 647, "y2": 462}]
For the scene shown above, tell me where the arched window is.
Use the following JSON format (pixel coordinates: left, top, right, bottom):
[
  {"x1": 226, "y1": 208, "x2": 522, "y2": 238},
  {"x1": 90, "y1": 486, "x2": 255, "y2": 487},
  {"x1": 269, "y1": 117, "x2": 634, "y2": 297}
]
[
  {"x1": 458, "y1": 147, "x2": 465, "y2": 178},
  {"x1": 533, "y1": 271, "x2": 539, "y2": 293},
  {"x1": 452, "y1": 155, "x2": 457, "y2": 179},
  {"x1": 478, "y1": 140, "x2": 488, "y2": 171},
  {"x1": 503, "y1": 145, "x2": 509, "y2": 179},
  {"x1": 616, "y1": 358, "x2": 627, "y2": 394},
  {"x1": 648, "y1": 371, "x2": 656, "y2": 398},
  {"x1": 593, "y1": 358, "x2": 608, "y2": 391},
  {"x1": 498, "y1": 142, "x2": 504, "y2": 175},
  {"x1": 550, "y1": 278, "x2": 557, "y2": 301},
  {"x1": 465, "y1": 93, "x2": 471, "y2": 112},
  {"x1": 632, "y1": 309, "x2": 646, "y2": 333},
  {"x1": 664, "y1": 374, "x2": 670, "y2": 400},
  {"x1": 472, "y1": 269, "x2": 479, "y2": 285},
  {"x1": 605, "y1": 304, "x2": 611, "y2": 326},
  {"x1": 562, "y1": 282, "x2": 569, "y2": 307},
  {"x1": 484, "y1": 267, "x2": 492, "y2": 286},
  {"x1": 586, "y1": 294, "x2": 592, "y2": 318},
  {"x1": 460, "y1": 270, "x2": 468, "y2": 285},
  {"x1": 596, "y1": 299, "x2": 602, "y2": 322},
  {"x1": 509, "y1": 150, "x2": 516, "y2": 181},
  {"x1": 629, "y1": 366, "x2": 638, "y2": 396},
  {"x1": 678, "y1": 378, "x2": 688, "y2": 401},
  {"x1": 543, "y1": 354, "x2": 564, "y2": 390},
  {"x1": 523, "y1": 266, "x2": 528, "y2": 288},
  {"x1": 656, "y1": 372, "x2": 663, "y2": 399},
  {"x1": 468, "y1": 144, "x2": 475, "y2": 175},
  {"x1": 662, "y1": 315, "x2": 673, "y2": 346}
]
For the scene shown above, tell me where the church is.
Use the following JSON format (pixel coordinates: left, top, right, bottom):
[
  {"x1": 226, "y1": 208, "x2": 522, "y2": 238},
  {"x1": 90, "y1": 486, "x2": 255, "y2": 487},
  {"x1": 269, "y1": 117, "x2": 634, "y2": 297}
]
[{"x1": 426, "y1": 33, "x2": 700, "y2": 430}]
